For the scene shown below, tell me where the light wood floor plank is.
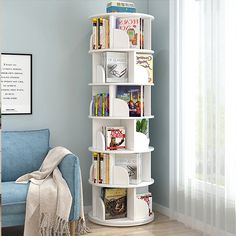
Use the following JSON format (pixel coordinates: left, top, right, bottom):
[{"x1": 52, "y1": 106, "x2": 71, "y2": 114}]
[{"x1": 2, "y1": 212, "x2": 204, "y2": 236}]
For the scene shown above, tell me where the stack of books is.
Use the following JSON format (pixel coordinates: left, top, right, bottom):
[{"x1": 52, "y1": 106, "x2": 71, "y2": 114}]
[{"x1": 91, "y1": 93, "x2": 109, "y2": 116}]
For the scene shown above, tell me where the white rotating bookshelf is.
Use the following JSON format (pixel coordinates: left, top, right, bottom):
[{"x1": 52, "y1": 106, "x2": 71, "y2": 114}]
[{"x1": 88, "y1": 11, "x2": 155, "y2": 227}]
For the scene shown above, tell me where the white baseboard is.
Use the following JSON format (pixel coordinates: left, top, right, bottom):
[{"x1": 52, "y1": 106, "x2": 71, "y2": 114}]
[{"x1": 152, "y1": 202, "x2": 170, "y2": 217}]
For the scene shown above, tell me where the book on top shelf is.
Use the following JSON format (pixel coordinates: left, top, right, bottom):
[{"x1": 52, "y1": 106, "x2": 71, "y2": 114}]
[
  {"x1": 116, "y1": 85, "x2": 144, "y2": 117},
  {"x1": 104, "y1": 52, "x2": 128, "y2": 83},
  {"x1": 106, "y1": 1, "x2": 136, "y2": 13},
  {"x1": 102, "y1": 188, "x2": 127, "y2": 220},
  {"x1": 105, "y1": 126, "x2": 126, "y2": 150},
  {"x1": 136, "y1": 53, "x2": 153, "y2": 83},
  {"x1": 116, "y1": 17, "x2": 144, "y2": 49},
  {"x1": 115, "y1": 154, "x2": 142, "y2": 184}
]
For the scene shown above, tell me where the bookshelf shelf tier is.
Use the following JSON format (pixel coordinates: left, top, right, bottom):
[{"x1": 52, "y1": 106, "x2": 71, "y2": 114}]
[
  {"x1": 89, "y1": 115, "x2": 154, "y2": 120},
  {"x1": 89, "y1": 12, "x2": 154, "y2": 20},
  {"x1": 88, "y1": 212, "x2": 154, "y2": 227},
  {"x1": 89, "y1": 82, "x2": 154, "y2": 86},
  {"x1": 89, "y1": 178, "x2": 154, "y2": 189},
  {"x1": 89, "y1": 49, "x2": 154, "y2": 54},
  {"x1": 88, "y1": 146, "x2": 154, "y2": 154}
]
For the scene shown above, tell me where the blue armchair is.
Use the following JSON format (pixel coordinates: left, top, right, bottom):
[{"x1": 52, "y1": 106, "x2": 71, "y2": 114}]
[{"x1": 2, "y1": 129, "x2": 81, "y2": 236}]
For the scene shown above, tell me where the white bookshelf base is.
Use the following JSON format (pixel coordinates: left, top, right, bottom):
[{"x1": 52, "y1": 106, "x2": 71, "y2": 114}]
[{"x1": 88, "y1": 211, "x2": 154, "y2": 227}]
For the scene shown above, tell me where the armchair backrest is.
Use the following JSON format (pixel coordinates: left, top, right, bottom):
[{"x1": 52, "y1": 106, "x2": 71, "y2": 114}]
[{"x1": 2, "y1": 129, "x2": 50, "y2": 182}]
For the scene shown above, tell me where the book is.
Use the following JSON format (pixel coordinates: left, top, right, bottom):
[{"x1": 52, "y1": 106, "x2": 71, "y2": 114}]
[
  {"x1": 107, "y1": 1, "x2": 136, "y2": 13},
  {"x1": 116, "y1": 17, "x2": 141, "y2": 49},
  {"x1": 92, "y1": 93, "x2": 109, "y2": 116},
  {"x1": 92, "y1": 18, "x2": 97, "y2": 49},
  {"x1": 103, "y1": 188, "x2": 127, "y2": 219},
  {"x1": 116, "y1": 85, "x2": 143, "y2": 117},
  {"x1": 106, "y1": 127, "x2": 126, "y2": 150},
  {"x1": 136, "y1": 192, "x2": 152, "y2": 216},
  {"x1": 104, "y1": 52, "x2": 128, "y2": 83},
  {"x1": 136, "y1": 53, "x2": 153, "y2": 83},
  {"x1": 115, "y1": 154, "x2": 142, "y2": 184},
  {"x1": 92, "y1": 152, "x2": 99, "y2": 183}
]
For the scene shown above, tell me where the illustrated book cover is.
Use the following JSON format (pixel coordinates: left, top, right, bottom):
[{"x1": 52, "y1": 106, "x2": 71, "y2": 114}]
[
  {"x1": 116, "y1": 17, "x2": 141, "y2": 48},
  {"x1": 104, "y1": 52, "x2": 128, "y2": 83},
  {"x1": 136, "y1": 53, "x2": 153, "y2": 83},
  {"x1": 116, "y1": 85, "x2": 143, "y2": 117},
  {"x1": 105, "y1": 126, "x2": 126, "y2": 150},
  {"x1": 103, "y1": 188, "x2": 127, "y2": 220},
  {"x1": 115, "y1": 154, "x2": 142, "y2": 184}
]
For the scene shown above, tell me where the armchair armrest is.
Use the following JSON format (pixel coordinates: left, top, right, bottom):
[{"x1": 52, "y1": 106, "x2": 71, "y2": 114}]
[{"x1": 59, "y1": 153, "x2": 81, "y2": 221}]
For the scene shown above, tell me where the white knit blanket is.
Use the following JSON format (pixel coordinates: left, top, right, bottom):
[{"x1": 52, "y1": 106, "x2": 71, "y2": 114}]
[{"x1": 16, "y1": 146, "x2": 89, "y2": 236}]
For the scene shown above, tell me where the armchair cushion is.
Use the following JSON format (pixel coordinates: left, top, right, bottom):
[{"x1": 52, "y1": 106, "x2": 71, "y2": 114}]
[
  {"x1": 2, "y1": 182, "x2": 29, "y2": 215},
  {"x1": 2, "y1": 129, "x2": 50, "y2": 182}
]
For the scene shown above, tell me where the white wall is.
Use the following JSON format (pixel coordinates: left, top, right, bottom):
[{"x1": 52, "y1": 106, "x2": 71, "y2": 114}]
[{"x1": 1, "y1": 0, "x2": 149, "y2": 206}]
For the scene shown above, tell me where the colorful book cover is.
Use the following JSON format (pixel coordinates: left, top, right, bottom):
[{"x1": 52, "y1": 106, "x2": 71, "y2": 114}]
[
  {"x1": 116, "y1": 17, "x2": 140, "y2": 49},
  {"x1": 136, "y1": 53, "x2": 153, "y2": 83},
  {"x1": 104, "y1": 52, "x2": 128, "y2": 83},
  {"x1": 106, "y1": 127, "x2": 126, "y2": 150},
  {"x1": 136, "y1": 192, "x2": 153, "y2": 216},
  {"x1": 103, "y1": 188, "x2": 127, "y2": 220},
  {"x1": 115, "y1": 154, "x2": 142, "y2": 184},
  {"x1": 116, "y1": 85, "x2": 143, "y2": 117}
]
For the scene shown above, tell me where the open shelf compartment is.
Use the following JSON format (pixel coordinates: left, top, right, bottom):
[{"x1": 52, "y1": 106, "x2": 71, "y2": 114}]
[{"x1": 89, "y1": 186, "x2": 154, "y2": 226}]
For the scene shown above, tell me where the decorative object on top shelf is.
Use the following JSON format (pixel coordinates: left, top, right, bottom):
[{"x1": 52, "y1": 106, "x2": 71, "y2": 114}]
[{"x1": 106, "y1": 1, "x2": 136, "y2": 13}]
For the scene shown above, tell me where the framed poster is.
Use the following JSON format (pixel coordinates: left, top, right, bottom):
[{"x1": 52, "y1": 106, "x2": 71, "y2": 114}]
[{"x1": 1, "y1": 53, "x2": 32, "y2": 114}]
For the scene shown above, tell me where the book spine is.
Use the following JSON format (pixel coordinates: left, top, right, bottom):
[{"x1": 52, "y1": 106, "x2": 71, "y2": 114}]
[
  {"x1": 97, "y1": 18, "x2": 101, "y2": 49},
  {"x1": 93, "y1": 152, "x2": 98, "y2": 183},
  {"x1": 99, "y1": 153, "x2": 104, "y2": 183},
  {"x1": 142, "y1": 18, "x2": 144, "y2": 49},
  {"x1": 105, "y1": 19, "x2": 109, "y2": 49},
  {"x1": 102, "y1": 93, "x2": 105, "y2": 116},
  {"x1": 101, "y1": 19, "x2": 106, "y2": 49},
  {"x1": 92, "y1": 18, "x2": 97, "y2": 49},
  {"x1": 95, "y1": 94, "x2": 99, "y2": 116},
  {"x1": 105, "y1": 93, "x2": 109, "y2": 116},
  {"x1": 98, "y1": 93, "x2": 102, "y2": 116}
]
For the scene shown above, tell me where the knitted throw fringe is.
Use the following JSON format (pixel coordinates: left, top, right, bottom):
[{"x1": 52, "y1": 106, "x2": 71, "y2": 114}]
[
  {"x1": 39, "y1": 213, "x2": 70, "y2": 236},
  {"x1": 77, "y1": 217, "x2": 91, "y2": 235}
]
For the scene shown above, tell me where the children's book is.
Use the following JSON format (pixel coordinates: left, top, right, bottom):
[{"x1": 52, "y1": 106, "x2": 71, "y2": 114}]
[
  {"x1": 104, "y1": 52, "x2": 128, "y2": 83},
  {"x1": 136, "y1": 53, "x2": 153, "y2": 83},
  {"x1": 103, "y1": 188, "x2": 127, "y2": 219},
  {"x1": 116, "y1": 17, "x2": 141, "y2": 49},
  {"x1": 116, "y1": 85, "x2": 143, "y2": 117},
  {"x1": 115, "y1": 154, "x2": 142, "y2": 184},
  {"x1": 106, "y1": 127, "x2": 126, "y2": 150}
]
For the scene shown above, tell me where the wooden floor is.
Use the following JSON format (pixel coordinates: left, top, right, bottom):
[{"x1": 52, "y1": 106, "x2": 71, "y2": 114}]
[{"x1": 2, "y1": 213, "x2": 203, "y2": 236}]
